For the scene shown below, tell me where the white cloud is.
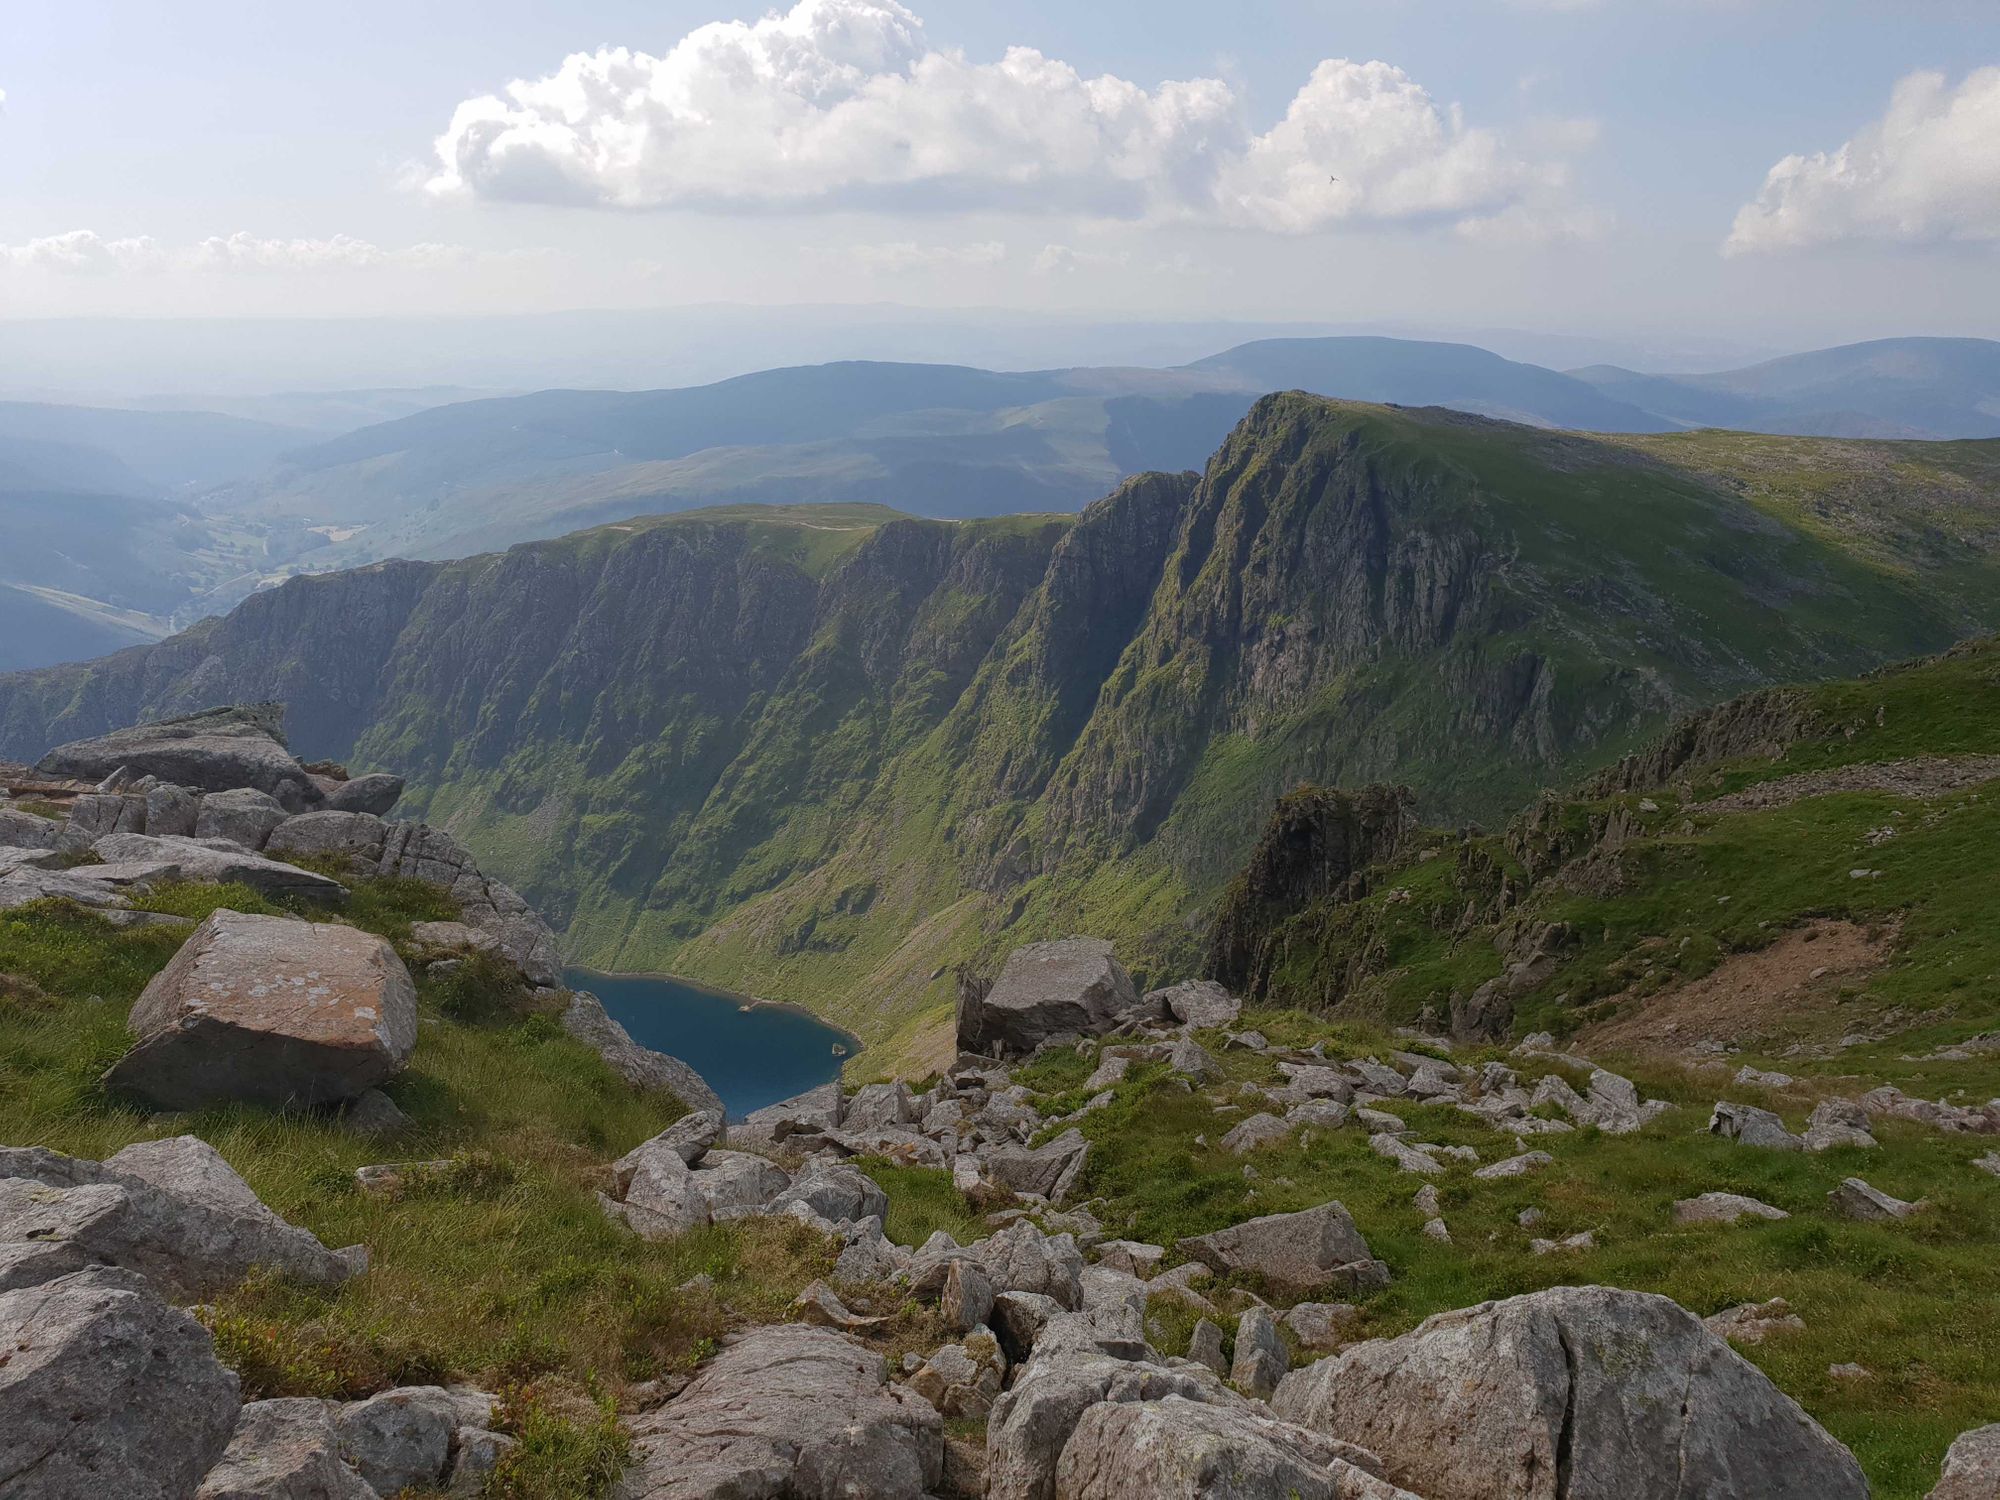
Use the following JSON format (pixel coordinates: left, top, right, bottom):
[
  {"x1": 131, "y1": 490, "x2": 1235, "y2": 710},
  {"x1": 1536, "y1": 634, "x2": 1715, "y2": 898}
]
[
  {"x1": 426, "y1": 0, "x2": 1584, "y2": 235},
  {"x1": 842, "y1": 239, "x2": 1007, "y2": 272},
  {"x1": 0, "y1": 230, "x2": 480, "y2": 275},
  {"x1": 1032, "y1": 243, "x2": 1131, "y2": 274},
  {"x1": 1725, "y1": 68, "x2": 2000, "y2": 256},
  {"x1": 0, "y1": 230, "x2": 168, "y2": 273}
]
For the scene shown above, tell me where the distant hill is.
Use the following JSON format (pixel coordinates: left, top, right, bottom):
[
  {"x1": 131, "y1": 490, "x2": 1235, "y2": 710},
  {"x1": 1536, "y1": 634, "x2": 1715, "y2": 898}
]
[
  {"x1": 0, "y1": 582, "x2": 160, "y2": 673},
  {"x1": 1183, "y1": 335, "x2": 1671, "y2": 433},
  {"x1": 1571, "y1": 337, "x2": 2000, "y2": 439},
  {"x1": 0, "y1": 402, "x2": 314, "y2": 490}
]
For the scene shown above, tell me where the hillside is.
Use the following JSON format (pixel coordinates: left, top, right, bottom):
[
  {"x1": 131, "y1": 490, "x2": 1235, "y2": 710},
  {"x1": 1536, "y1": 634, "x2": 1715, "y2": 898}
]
[
  {"x1": 6, "y1": 399, "x2": 2000, "y2": 1071},
  {"x1": 5, "y1": 692, "x2": 2000, "y2": 1497},
  {"x1": 1572, "y1": 336, "x2": 2000, "y2": 440}
]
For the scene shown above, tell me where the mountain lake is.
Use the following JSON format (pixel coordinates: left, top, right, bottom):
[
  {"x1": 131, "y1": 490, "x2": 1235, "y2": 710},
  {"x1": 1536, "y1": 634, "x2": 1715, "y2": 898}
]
[{"x1": 565, "y1": 967, "x2": 857, "y2": 1118}]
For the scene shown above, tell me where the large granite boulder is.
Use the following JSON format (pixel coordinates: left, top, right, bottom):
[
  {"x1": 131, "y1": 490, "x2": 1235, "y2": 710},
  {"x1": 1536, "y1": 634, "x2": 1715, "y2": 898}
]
[
  {"x1": 335, "y1": 1385, "x2": 492, "y2": 1496},
  {"x1": 1177, "y1": 1202, "x2": 1387, "y2": 1298},
  {"x1": 0, "y1": 1137, "x2": 359, "y2": 1298},
  {"x1": 197, "y1": 1398, "x2": 378, "y2": 1500},
  {"x1": 193, "y1": 788, "x2": 290, "y2": 850},
  {"x1": 1149, "y1": 979, "x2": 1242, "y2": 1031},
  {"x1": 0, "y1": 806, "x2": 61, "y2": 849},
  {"x1": 37, "y1": 704, "x2": 323, "y2": 811},
  {"x1": 103, "y1": 911, "x2": 417, "y2": 1110},
  {"x1": 265, "y1": 811, "x2": 392, "y2": 863},
  {"x1": 959, "y1": 938, "x2": 1147, "y2": 1059},
  {"x1": 0, "y1": 1267, "x2": 242, "y2": 1500},
  {"x1": 615, "y1": 1324, "x2": 943, "y2": 1499},
  {"x1": 1055, "y1": 1396, "x2": 1419, "y2": 1499},
  {"x1": 1931, "y1": 1423, "x2": 2000, "y2": 1499},
  {"x1": 562, "y1": 992, "x2": 724, "y2": 1117},
  {"x1": 92, "y1": 832, "x2": 349, "y2": 902},
  {"x1": 1271, "y1": 1285, "x2": 1868, "y2": 1500},
  {"x1": 985, "y1": 1314, "x2": 1238, "y2": 1500},
  {"x1": 327, "y1": 773, "x2": 405, "y2": 817}
]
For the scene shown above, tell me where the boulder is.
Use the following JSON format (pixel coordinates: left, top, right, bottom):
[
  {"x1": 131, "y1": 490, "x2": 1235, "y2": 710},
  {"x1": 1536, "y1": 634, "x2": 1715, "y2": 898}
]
[
  {"x1": 1472, "y1": 1150, "x2": 1552, "y2": 1181},
  {"x1": 92, "y1": 833, "x2": 349, "y2": 902},
  {"x1": 1094, "y1": 1240, "x2": 1165, "y2": 1279},
  {"x1": 39, "y1": 705, "x2": 323, "y2": 810},
  {"x1": 984, "y1": 1314, "x2": 1236, "y2": 1500},
  {"x1": 958, "y1": 938, "x2": 1145, "y2": 1059},
  {"x1": 769, "y1": 1161, "x2": 889, "y2": 1225},
  {"x1": 408, "y1": 920, "x2": 501, "y2": 956},
  {"x1": 1230, "y1": 1305, "x2": 1288, "y2": 1398},
  {"x1": 615, "y1": 1325, "x2": 943, "y2": 1499},
  {"x1": 1708, "y1": 1101, "x2": 1804, "y2": 1151},
  {"x1": 447, "y1": 1426, "x2": 514, "y2": 1498},
  {"x1": 1053, "y1": 1397, "x2": 1419, "y2": 1500},
  {"x1": 1673, "y1": 1192, "x2": 1790, "y2": 1226},
  {"x1": 1704, "y1": 1298, "x2": 1805, "y2": 1345},
  {"x1": 0, "y1": 806, "x2": 61, "y2": 850},
  {"x1": 1828, "y1": 1176, "x2": 1922, "y2": 1221},
  {"x1": 1930, "y1": 1423, "x2": 2000, "y2": 1500},
  {"x1": 908, "y1": 1331, "x2": 1007, "y2": 1419},
  {"x1": 371, "y1": 823, "x2": 562, "y2": 986},
  {"x1": 1271, "y1": 1285, "x2": 1868, "y2": 1500},
  {"x1": 327, "y1": 773, "x2": 406, "y2": 817},
  {"x1": 1285, "y1": 1301, "x2": 1362, "y2": 1351},
  {"x1": 1220, "y1": 1112, "x2": 1292, "y2": 1154},
  {"x1": 142, "y1": 782, "x2": 201, "y2": 838},
  {"x1": 943, "y1": 1258, "x2": 997, "y2": 1334},
  {"x1": 0, "y1": 1267, "x2": 242, "y2": 1500},
  {"x1": 1187, "y1": 1318, "x2": 1227, "y2": 1378},
  {"x1": 198, "y1": 1397, "x2": 378, "y2": 1500},
  {"x1": 0, "y1": 1137, "x2": 360, "y2": 1298},
  {"x1": 1177, "y1": 1202, "x2": 1386, "y2": 1298},
  {"x1": 1150, "y1": 979, "x2": 1242, "y2": 1031},
  {"x1": 1803, "y1": 1098, "x2": 1879, "y2": 1152},
  {"x1": 561, "y1": 993, "x2": 724, "y2": 1117},
  {"x1": 984, "y1": 1129, "x2": 1092, "y2": 1202},
  {"x1": 1167, "y1": 1037, "x2": 1222, "y2": 1083},
  {"x1": 613, "y1": 1111, "x2": 724, "y2": 1190},
  {"x1": 264, "y1": 811, "x2": 390, "y2": 864},
  {"x1": 193, "y1": 788, "x2": 291, "y2": 850},
  {"x1": 976, "y1": 1220, "x2": 1086, "y2": 1309},
  {"x1": 103, "y1": 911, "x2": 417, "y2": 1110},
  {"x1": 335, "y1": 1386, "x2": 486, "y2": 1497},
  {"x1": 844, "y1": 1081, "x2": 916, "y2": 1132}
]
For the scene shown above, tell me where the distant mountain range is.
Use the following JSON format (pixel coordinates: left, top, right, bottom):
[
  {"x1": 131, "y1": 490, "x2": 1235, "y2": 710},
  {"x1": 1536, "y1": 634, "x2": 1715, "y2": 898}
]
[{"x1": 4, "y1": 332, "x2": 1998, "y2": 673}]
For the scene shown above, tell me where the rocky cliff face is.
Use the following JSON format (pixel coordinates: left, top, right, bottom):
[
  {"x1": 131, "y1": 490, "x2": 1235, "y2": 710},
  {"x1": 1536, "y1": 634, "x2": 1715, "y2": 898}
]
[{"x1": 3, "y1": 397, "x2": 1996, "y2": 1056}]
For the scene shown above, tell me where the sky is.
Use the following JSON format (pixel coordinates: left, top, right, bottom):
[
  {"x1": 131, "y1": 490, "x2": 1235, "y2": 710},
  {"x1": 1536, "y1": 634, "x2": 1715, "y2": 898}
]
[{"x1": 2, "y1": 0, "x2": 1997, "y2": 364}]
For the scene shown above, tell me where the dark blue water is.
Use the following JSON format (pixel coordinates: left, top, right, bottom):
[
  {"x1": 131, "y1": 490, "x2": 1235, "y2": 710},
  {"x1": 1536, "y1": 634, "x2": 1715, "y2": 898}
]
[{"x1": 565, "y1": 967, "x2": 857, "y2": 1118}]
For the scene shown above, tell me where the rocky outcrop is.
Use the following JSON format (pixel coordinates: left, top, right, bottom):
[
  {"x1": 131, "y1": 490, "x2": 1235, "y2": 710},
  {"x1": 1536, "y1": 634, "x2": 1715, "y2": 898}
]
[
  {"x1": 957, "y1": 938, "x2": 1148, "y2": 1058},
  {"x1": 197, "y1": 1399, "x2": 378, "y2": 1500},
  {"x1": 0, "y1": 1266, "x2": 242, "y2": 1500},
  {"x1": 37, "y1": 704, "x2": 326, "y2": 811},
  {"x1": 92, "y1": 831, "x2": 350, "y2": 902},
  {"x1": 615, "y1": 1324, "x2": 944, "y2": 1499},
  {"x1": 1207, "y1": 784, "x2": 1417, "y2": 1001},
  {"x1": 104, "y1": 911, "x2": 417, "y2": 1110},
  {"x1": 562, "y1": 992, "x2": 723, "y2": 1117},
  {"x1": 1272, "y1": 1285, "x2": 1869, "y2": 1500}
]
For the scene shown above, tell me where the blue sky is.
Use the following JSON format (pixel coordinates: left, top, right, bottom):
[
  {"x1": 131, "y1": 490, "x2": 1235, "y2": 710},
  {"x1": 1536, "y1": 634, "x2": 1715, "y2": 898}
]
[{"x1": 2, "y1": 0, "x2": 1996, "y2": 352}]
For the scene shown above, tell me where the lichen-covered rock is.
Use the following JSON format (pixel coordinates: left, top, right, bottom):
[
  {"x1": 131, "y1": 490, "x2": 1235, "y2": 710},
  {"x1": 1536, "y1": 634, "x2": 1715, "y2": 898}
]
[
  {"x1": 1673, "y1": 1192, "x2": 1789, "y2": 1226},
  {"x1": 769, "y1": 1160, "x2": 888, "y2": 1225},
  {"x1": 958, "y1": 938, "x2": 1146, "y2": 1059},
  {"x1": 264, "y1": 811, "x2": 390, "y2": 864},
  {"x1": 1230, "y1": 1305, "x2": 1288, "y2": 1398},
  {"x1": 103, "y1": 911, "x2": 417, "y2": 1110},
  {"x1": 615, "y1": 1325, "x2": 943, "y2": 1499},
  {"x1": 0, "y1": 1267, "x2": 241, "y2": 1500},
  {"x1": 1150, "y1": 979, "x2": 1241, "y2": 1031},
  {"x1": 1272, "y1": 1285, "x2": 1868, "y2": 1500},
  {"x1": 1708, "y1": 1101, "x2": 1804, "y2": 1151},
  {"x1": 1177, "y1": 1202, "x2": 1386, "y2": 1298},
  {"x1": 335, "y1": 1386, "x2": 487, "y2": 1497}
]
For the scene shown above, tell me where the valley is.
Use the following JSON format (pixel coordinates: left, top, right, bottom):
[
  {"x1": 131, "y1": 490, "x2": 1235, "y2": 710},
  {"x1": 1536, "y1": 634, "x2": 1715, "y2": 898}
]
[{"x1": 7, "y1": 396, "x2": 2000, "y2": 1075}]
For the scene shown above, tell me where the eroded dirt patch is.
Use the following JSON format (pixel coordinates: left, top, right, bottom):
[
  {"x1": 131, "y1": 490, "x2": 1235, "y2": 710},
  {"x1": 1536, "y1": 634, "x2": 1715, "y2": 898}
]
[{"x1": 1579, "y1": 918, "x2": 1900, "y2": 1061}]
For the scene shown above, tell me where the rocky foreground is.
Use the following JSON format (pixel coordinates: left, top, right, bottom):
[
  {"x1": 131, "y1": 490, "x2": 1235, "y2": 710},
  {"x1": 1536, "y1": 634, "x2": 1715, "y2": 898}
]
[{"x1": 3, "y1": 708, "x2": 1998, "y2": 1497}]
